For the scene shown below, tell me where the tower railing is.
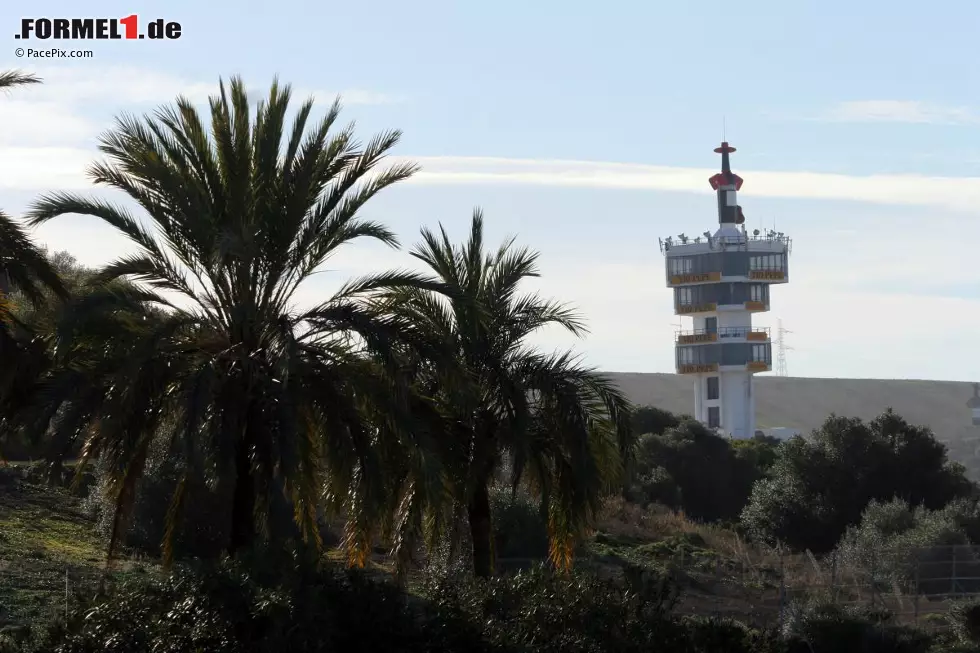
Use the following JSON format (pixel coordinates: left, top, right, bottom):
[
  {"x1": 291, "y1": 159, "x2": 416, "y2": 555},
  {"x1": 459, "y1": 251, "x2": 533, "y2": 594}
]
[
  {"x1": 659, "y1": 233, "x2": 792, "y2": 255},
  {"x1": 675, "y1": 326, "x2": 771, "y2": 342}
]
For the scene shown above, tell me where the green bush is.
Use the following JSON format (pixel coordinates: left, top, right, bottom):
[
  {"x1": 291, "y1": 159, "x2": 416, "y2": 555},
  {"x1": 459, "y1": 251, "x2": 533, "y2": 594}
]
[
  {"x1": 25, "y1": 558, "x2": 487, "y2": 653},
  {"x1": 836, "y1": 498, "x2": 980, "y2": 596},
  {"x1": 22, "y1": 556, "x2": 963, "y2": 653},
  {"x1": 949, "y1": 598, "x2": 980, "y2": 645},
  {"x1": 781, "y1": 601, "x2": 932, "y2": 653},
  {"x1": 741, "y1": 411, "x2": 975, "y2": 553},
  {"x1": 489, "y1": 485, "x2": 549, "y2": 562},
  {"x1": 85, "y1": 451, "x2": 230, "y2": 560},
  {"x1": 420, "y1": 563, "x2": 784, "y2": 653},
  {"x1": 626, "y1": 420, "x2": 771, "y2": 523}
]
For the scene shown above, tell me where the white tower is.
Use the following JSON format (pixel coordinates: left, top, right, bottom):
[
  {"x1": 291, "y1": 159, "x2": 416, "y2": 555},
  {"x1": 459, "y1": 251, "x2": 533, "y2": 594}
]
[
  {"x1": 968, "y1": 383, "x2": 980, "y2": 426},
  {"x1": 659, "y1": 142, "x2": 791, "y2": 439}
]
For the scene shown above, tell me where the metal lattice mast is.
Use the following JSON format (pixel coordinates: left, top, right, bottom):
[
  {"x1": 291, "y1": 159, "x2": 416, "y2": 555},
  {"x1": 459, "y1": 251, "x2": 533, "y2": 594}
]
[{"x1": 776, "y1": 319, "x2": 792, "y2": 377}]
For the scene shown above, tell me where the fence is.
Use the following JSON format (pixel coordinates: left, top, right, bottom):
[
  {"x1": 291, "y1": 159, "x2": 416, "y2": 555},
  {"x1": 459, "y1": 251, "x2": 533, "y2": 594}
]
[
  {"x1": 5, "y1": 546, "x2": 980, "y2": 630},
  {"x1": 608, "y1": 543, "x2": 980, "y2": 630}
]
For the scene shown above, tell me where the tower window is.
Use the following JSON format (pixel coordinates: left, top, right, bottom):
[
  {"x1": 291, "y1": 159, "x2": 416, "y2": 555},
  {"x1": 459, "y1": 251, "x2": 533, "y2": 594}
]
[
  {"x1": 750, "y1": 254, "x2": 784, "y2": 271},
  {"x1": 752, "y1": 344, "x2": 768, "y2": 362},
  {"x1": 749, "y1": 285, "x2": 764, "y2": 303},
  {"x1": 706, "y1": 376, "x2": 719, "y2": 400},
  {"x1": 669, "y1": 257, "x2": 693, "y2": 275},
  {"x1": 677, "y1": 287, "x2": 694, "y2": 305},
  {"x1": 708, "y1": 406, "x2": 721, "y2": 428}
]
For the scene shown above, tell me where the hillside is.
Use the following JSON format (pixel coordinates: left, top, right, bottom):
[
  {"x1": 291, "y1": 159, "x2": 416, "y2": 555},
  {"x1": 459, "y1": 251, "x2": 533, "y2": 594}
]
[{"x1": 609, "y1": 373, "x2": 980, "y2": 468}]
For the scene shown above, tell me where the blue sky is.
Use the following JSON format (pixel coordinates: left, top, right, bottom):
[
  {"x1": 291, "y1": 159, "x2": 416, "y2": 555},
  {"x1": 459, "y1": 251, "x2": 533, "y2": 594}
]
[{"x1": 2, "y1": 0, "x2": 980, "y2": 384}]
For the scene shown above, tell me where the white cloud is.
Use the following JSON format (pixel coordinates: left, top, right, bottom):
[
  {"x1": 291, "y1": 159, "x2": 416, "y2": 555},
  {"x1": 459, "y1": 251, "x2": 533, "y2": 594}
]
[
  {"x1": 4, "y1": 64, "x2": 980, "y2": 212},
  {"x1": 823, "y1": 100, "x2": 978, "y2": 125},
  {"x1": 0, "y1": 100, "x2": 96, "y2": 146},
  {"x1": 399, "y1": 156, "x2": 980, "y2": 213},
  {"x1": 0, "y1": 147, "x2": 94, "y2": 190}
]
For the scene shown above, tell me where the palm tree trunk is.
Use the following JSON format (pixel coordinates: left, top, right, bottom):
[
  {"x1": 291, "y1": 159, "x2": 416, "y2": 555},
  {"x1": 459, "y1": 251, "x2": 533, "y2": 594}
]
[
  {"x1": 228, "y1": 434, "x2": 255, "y2": 555},
  {"x1": 468, "y1": 480, "x2": 494, "y2": 577}
]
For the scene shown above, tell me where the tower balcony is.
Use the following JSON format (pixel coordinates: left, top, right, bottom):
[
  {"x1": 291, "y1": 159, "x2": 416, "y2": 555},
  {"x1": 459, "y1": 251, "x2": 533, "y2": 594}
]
[
  {"x1": 676, "y1": 341, "x2": 772, "y2": 374},
  {"x1": 677, "y1": 361, "x2": 771, "y2": 374},
  {"x1": 675, "y1": 326, "x2": 770, "y2": 345},
  {"x1": 676, "y1": 300, "x2": 769, "y2": 315},
  {"x1": 748, "y1": 269, "x2": 787, "y2": 283},
  {"x1": 664, "y1": 242, "x2": 790, "y2": 288},
  {"x1": 668, "y1": 271, "x2": 721, "y2": 287}
]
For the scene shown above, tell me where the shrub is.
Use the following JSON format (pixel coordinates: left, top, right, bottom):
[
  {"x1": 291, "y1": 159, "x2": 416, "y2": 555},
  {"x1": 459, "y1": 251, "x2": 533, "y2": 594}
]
[
  {"x1": 741, "y1": 411, "x2": 975, "y2": 553},
  {"x1": 26, "y1": 558, "x2": 486, "y2": 653},
  {"x1": 781, "y1": 601, "x2": 933, "y2": 653},
  {"x1": 949, "y1": 598, "x2": 980, "y2": 645},
  {"x1": 489, "y1": 485, "x2": 549, "y2": 562},
  {"x1": 624, "y1": 465, "x2": 681, "y2": 509},
  {"x1": 85, "y1": 451, "x2": 230, "y2": 560},
  {"x1": 836, "y1": 498, "x2": 980, "y2": 596},
  {"x1": 629, "y1": 405, "x2": 683, "y2": 437},
  {"x1": 626, "y1": 420, "x2": 769, "y2": 523},
  {"x1": 420, "y1": 563, "x2": 786, "y2": 653}
]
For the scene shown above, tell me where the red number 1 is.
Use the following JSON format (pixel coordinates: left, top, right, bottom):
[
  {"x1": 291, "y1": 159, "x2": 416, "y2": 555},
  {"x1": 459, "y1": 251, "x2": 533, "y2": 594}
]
[{"x1": 120, "y1": 14, "x2": 138, "y2": 39}]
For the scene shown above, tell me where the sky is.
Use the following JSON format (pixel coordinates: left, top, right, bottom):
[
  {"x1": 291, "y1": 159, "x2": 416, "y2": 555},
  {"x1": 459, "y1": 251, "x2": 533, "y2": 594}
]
[{"x1": 1, "y1": 0, "x2": 979, "y2": 382}]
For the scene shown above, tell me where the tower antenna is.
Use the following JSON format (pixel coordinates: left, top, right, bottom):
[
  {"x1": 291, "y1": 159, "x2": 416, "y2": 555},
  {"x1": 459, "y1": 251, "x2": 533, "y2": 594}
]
[{"x1": 776, "y1": 319, "x2": 793, "y2": 377}]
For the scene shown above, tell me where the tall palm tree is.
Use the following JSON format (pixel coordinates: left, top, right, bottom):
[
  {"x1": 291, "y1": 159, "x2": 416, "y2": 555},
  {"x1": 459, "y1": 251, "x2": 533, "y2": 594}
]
[
  {"x1": 379, "y1": 210, "x2": 634, "y2": 577},
  {"x1": 24, "y1": 77, "x2": 434, "y2": 562}
]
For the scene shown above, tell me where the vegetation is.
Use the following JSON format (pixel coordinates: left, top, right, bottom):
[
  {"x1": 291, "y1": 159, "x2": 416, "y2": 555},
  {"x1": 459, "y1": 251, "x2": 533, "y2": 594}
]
[
  {"x1": 3, "y1": 70, "x2": 980, "y2": 652},
  {"x1": 741, "y1": 411, "x2": 973, "y2": 553}
]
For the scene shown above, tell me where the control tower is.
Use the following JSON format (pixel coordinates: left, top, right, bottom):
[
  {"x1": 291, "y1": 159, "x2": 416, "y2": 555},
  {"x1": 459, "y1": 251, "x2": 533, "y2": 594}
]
[
  {"x1": 968, "y1": 383, "x2": 980, "y2": 426},
  {"x1": 659, "y1": 142, "x2": 791, "y2": 439}
]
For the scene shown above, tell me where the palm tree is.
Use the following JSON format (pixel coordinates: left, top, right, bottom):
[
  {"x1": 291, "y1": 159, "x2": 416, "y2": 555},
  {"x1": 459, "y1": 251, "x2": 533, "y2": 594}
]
[
  {"x1": 379, "y1": 210, "x2": 634, "y2": 577},
  {"x1": 0, "y1": 70, "x2": 41, "y2": 91},
  {"x1": 24, "y1": 77, "x2": 434, "y2": 562},
  {"x1": 0, "y1": 70, "x2": 68, "y2": 458},
  {"x1": 0, "y1": 69, "x2": 65, "y2": 303}
]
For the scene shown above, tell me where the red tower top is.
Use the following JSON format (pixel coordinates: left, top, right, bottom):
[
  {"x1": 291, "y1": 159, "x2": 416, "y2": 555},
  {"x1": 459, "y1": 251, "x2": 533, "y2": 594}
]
[{"x1": 708, "y1": 141, "x2": 743, "y2": 191}]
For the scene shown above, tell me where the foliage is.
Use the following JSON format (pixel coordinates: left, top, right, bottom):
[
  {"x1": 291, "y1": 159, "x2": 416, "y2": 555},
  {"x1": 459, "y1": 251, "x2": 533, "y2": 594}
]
[
  {"x1": 489, "y1": 484, "x2": 549, "y2": 561},
  {"x1": 741, "y1": 411, "x2": 974, "y2": 552},
  {"x1": 625, "y1": 420, "x2": 776, "y2": 522},
  {"x1": 18, "y1": 77, "x2": 436, "y2": 565},
  {"x1": 23, "y1": 559, "x2": 487, "y2": 653},
  {"x1": 731, "y1": 433, "x2": 781, "y2": 476},
  {"x1": 421, "y1": 563, "x2": 784, "y2": 653},
  {"x1": 629, "y1": 405, "x2": 683, "y2": 436},
  {"x1": 836, "y1": 498, "x2": 980, "y2": 595},
  {"x1": 781, "y1": 601, "x2": 933, "y2": 653},
  {"x1": 15, "y1": 558, "x2": 790, "y2": 653},
  {"x1": 0, "y1": 70, "x2": 70, "y2": 462},
  {"x1": 85, "y1": 447, "x2": 229, "y2": 560},
  {"x1": 375, "y1": 212, "x2": 634, "y2": 577},
  {"x1": 949, "y1": 598, "x2": 980, "y2": 645},
  {"x1": 0, "y1": 252, "x2": 95, "y2": 463}
]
